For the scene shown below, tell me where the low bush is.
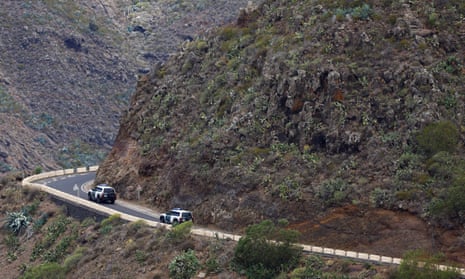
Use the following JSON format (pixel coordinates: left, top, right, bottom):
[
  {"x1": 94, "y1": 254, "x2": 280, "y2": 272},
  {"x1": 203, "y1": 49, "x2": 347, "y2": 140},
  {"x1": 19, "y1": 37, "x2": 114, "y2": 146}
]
[
  {"x1": 166, "y1": 220, "x2": 193, "y2": 244},
  {"x1": 100, "y1": 214, "x2": 121, "y2": 227},
  {"x1": 20, "y1": 262, "x2": 66, "y2": 279},
  {"x1": 317, "y1": 178, "x2": 351, "y2": 207},
  {"x1": 63, "y1": 247, "x2": 87, "y2": 271},
  {"x1": 426, "y1": 155, "x2": 465, "y2": 224},
  {"x1": 415, "y1": 121, "x2": 459, "y2": 156},
  {"x1": 233, "y1": 220, "x2": 302, "y2": 279},
  {"x1": 426, "y1": 151, "x2": 456, "y2": 180},
  {"x1": 428, "y1": 183, "x2": 465, "y2": 224},
  {"x1": 390, "y1": 250, "x2": 460, "y2": 279},
  {"x1": 99, "y1": 224, "x2": 113, "y2": 234},
  {"x1": 168, "y1": 249, "x2": 200, "y2": 279},
  {"x1": 290, "y1": 255, "x2": 326, "y2": 278},
  {"x1": 370, "y1": 187, "x2": 393, "y2": 208},
  {"x1": 135, "y1": 250, "x2": 148, "y2": 265},
  {"x1": 33, "y1": 213, "x2": 49, "y2": 232}
]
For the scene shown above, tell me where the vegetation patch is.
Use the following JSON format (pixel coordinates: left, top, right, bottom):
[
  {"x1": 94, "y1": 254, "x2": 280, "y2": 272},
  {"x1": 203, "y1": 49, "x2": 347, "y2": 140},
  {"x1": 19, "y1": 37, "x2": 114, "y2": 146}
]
[
  {"x1": 233, "y1": 220, "x2": 302, "y2": 279},
  {"x1": 415, "y1": 121, "x2": 459, "y2": 156}
]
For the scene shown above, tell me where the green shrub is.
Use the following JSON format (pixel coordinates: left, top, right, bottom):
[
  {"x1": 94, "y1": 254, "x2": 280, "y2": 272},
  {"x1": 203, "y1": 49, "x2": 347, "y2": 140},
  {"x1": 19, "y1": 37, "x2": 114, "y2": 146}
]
[
  {"x1": 390, "y1": 250, "x2": 460, "y2": 279},
  {"x1": 30, "y1": 215, "x2": 72, "y2": 262},
  {"x1": 291, "y1": 255, "x2": 326, "y2": 278},
  {"x1": 166, "y1": 221, "x2": 193, "y2": 244},
  {"x1": 22, "y1": 200, "x2": 40, "y2": 215},
  {"x1": 20, "y1": 262, "x2": 66, "y2": 279},
  {"x1": 397, "y1": 153, "x2": 423, "y2": 170},
  {"x1": 205, "y1": 238, "x2": 226, "y2": 274},
  {"x1": 426, "y1": 151, "x2": 455, "y2": 180},
  {"x1": 233, "y1": 220, "x2": 302, "y2": 279},
  {"x1": 98, "y1": 214, "x2": 121, "y2": 234},
  {"x1": 427, "y1": 11, "x2": 439, "y2": 28},
  {"x1": 415, "y1": 121, "x2": 459, "y2": 156},
  {"x1": 135, "y1": 250, "x2": 148, "y2": 265},
  {"x1": 429, "y1": 183, "x2": 465, "y2": 223},
  {"x1": 44, "y1": 215, "x2": 70, "y2": 246},
  {"x1": 275, "y1": 176, "x2": 302, "y2": 201},
  {"x1": 43, "y1": 235, "x2": 75, "y2": 263},
  {"x1": 437, "y1": 56, "x2": 462, "y2": 75},
  {"x1": 428, "y1": 196, "x2": 446, "y2": 215},
  {"x1": 332, "y1": 4, "x2": 374, "y2": 21},
  {"x1": 317, "y1": 178, "x2": 351, "y2": 207},
  {"x1": 100, "y1": 214, "x2": 121, "y2": 227},
  {"x1": 99, "y1": 224, "x2": 113, "y2": 234},
  {"x1": 33, "y1": 213, "x2": 49, "y2": 232},
  {"x1": 30, "y1": 242, "x2": 45, "y2": 261},
  {"x1": 370, "y1": 187, "x2": 393, "y2": 208},
  {"x1": 63, "y1": 247, "x2": 86, "y2": 271},
  {"x1": 169, "y1": 249, "x2": 200, "y2": 279}
]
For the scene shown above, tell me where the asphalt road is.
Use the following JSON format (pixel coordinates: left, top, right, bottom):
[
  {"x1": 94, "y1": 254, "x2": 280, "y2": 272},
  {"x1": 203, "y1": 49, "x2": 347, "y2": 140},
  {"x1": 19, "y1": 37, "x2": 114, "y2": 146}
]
[{"x1": 37, "y1": 172, "x2": 160, "y2": 223}]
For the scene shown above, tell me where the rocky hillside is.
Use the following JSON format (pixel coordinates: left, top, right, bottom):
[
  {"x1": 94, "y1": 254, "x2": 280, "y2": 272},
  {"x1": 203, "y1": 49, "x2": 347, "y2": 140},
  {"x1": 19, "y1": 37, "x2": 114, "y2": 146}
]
[
  {"x1": 0, "y1": 0, "x2": 135, "y2": 171},
  {"x1": 97, "y1": 0, "x2": 465, "y2": 264},
  {"x1": 0, "y1": 0, "x2": 257, "y2": 172}
]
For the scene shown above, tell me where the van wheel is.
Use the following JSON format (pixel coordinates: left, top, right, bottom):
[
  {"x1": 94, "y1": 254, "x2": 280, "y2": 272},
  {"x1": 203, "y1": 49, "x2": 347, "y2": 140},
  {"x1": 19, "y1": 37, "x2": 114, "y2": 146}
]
[
  {"x1": 160, "y1": 217, "x2": 165, "y2": 223},
  {"x1": 172, "y1": 220, "x2": 179, "y2": 226}
]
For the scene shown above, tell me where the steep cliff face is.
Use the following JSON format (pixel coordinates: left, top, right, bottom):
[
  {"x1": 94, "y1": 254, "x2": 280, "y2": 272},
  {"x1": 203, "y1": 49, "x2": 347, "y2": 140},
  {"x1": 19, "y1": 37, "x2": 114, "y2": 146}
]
[{"x1": 99, "y1": 0, "x2": 465, "y2": 260}]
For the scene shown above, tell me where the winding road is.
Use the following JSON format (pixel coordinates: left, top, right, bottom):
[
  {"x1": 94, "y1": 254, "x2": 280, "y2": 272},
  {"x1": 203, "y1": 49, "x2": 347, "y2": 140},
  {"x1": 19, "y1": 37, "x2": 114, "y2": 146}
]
[
  {"x1": 35, "y1": 171, "x2": 160, "y2": 223},
  {"x1": 22, "y1": 167, "x2": 465, "y2": 276}
]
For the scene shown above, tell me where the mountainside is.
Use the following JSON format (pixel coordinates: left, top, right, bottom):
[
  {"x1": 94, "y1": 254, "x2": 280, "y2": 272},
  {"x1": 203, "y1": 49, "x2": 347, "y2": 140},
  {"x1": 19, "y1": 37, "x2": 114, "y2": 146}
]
[
  {"x1": 0, "y1": 0, "x2": 256, "y2": 172},
  {"x1": 0, "y1": 0, "x2": 135, "y2": 171},
  {"x1": 97, "y1": 0, "x2": 465, "y2": 263}
]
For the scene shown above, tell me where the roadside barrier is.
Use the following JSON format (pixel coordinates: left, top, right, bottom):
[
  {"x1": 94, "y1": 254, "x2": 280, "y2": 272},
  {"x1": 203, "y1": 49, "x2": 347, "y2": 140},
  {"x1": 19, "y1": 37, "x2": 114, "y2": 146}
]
[{"x1": 22, "y1": 167, "x2": 465, "y2": 276}]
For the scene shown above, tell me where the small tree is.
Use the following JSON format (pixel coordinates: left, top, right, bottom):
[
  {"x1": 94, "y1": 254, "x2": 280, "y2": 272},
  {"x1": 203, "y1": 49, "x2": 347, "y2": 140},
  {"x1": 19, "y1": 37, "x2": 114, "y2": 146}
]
[
  {"x1": 415, "y1": 121, "x2": 459, "y2": 156},
  {"x1": 169, "y1": 249, "x2": 200, "y2": 279}
]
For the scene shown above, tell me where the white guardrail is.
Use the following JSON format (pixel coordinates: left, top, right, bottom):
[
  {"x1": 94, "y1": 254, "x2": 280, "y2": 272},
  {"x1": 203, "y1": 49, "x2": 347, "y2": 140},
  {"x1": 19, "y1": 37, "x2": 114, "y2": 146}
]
[
  {"x1": 22, "y1": 167, "x2": 465, "y2": 276},
  {"x1": 21, "y1": 166, "x2": 163, "y2": 228}
]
